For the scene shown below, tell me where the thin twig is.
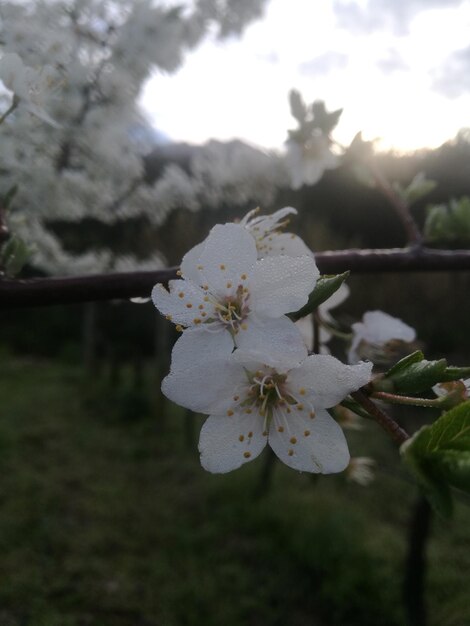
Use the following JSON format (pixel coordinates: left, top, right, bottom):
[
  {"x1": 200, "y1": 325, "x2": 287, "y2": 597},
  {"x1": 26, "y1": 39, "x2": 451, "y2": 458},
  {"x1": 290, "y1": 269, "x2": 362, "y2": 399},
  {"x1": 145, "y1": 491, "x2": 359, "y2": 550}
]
[
  {"x1": 371, "y1": 391, "x2": 448, "y2": 409},
  {"x1": 351, "y1": 389, "x2": 410, "y2": 445},
  {"x1": 368, "y1": 160, "x2": 422, "y2": 246},
  {"x1": 0, "y1": 97, "x2": 19, "y2": 125}
]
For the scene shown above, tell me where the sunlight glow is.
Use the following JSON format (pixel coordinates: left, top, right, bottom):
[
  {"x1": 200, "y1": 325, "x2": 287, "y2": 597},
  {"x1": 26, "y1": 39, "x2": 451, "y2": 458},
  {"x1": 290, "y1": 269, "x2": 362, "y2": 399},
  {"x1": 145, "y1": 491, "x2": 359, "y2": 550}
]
[{"x1": 140, "y1": 0, "x2": 470, "y2": 152}]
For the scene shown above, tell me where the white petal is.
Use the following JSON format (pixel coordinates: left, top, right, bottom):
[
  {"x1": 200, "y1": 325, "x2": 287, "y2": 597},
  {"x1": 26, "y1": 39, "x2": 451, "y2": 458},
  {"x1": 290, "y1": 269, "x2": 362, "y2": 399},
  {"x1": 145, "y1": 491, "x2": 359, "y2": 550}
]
[
  {"x1": 296, "y1": 315, "x2": 314, "y2": 351},
  {"x1": 303, "y1": 160, "x2": 324, "y2": 186},
  {"x1": 180, "y1": 241, "x2": 206, "y2": 284},
  {"x1": 258, "y1": 232, "x2": 314, "y2": 258},
  {"x1": 234, "y1": 315, "x2": 308, "y2": 371},
  {"x1": 199, "y1": 411, "x2": 267, "y2": 473},
  {"x1": 162, "y1": 329, "x2": 241, "y2": 413},
  {"x1": 245, "y1": 206, "x2": 297, "y2": 235},
  {"x1": 152, "y1": 279, "x2": 207, "y2": 327},
  {"x1": 360, "y1": 311, "x2": 416, "y2": 344},
  {"x1": 268, "y1": 407, "x2": 349, "y2": 473},
  {"x1": 251, "y1": 255, "x2": 319, "y2": 317},
  {"x1": 288, "y1": 355, "x2": 373, "y2": 409},
  {"x1": 198, "y1": 224, "x2": 257, "y2": 296}
]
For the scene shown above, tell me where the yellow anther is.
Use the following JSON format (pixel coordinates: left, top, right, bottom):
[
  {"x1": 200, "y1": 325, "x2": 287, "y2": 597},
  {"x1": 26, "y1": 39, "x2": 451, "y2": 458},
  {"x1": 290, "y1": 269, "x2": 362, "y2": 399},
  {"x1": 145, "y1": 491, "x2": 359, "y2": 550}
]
[
  {"x1": 245, "y1": 408, "x2": 252, "y2": 414},
  {"x1": 176, "y1": 270, "x2": 182, "y2": 276},
  {"x1": 288, "y1": 449, "x2": 294, "y2": 456},
  {"x1": 248, "y1": 431, "x2": 253, "y2": 438},
  {"x1": 296, "y1": 404, "x2": 304, "y2": 411},
  {"x1": 239, "y1": 435, "x2": 245, "y2": 442},
  {"x1": 203, "y1": 296, "x2": 209, "y2": 302},
  {"x1": 226, "y1": 282, "x2": 232, "y2": 289},
  {"x1": 243, "y1": 451, "x2": 251, "y2": 458},
  {"x1": 219, "y1": 264, "x2": 226, "y2": 270},
  {"x1": 240, "y1": 273, "x2": 247, "y2": 280},
  {"x1": 277, "y1": 426, "x2": 284, "y2": 433},
  {"x1": 175, "y1": 325, "x2": 183, "y2": 332},
  {"x1": 193, "y1": 318, "x2": 202, "y2": 324},
  {"x1": 262, "y1": 430, "x2": 268, "y2": 437},
  {"x1": 201, "y1": 312, "x2": 207, "y2": 317},
  {"x1": 286, "y1": 407, "x2": 291, "y2": 414},
  {"x1": 309, "y1": 411, "x2": 316, "y2": 419},
  {"x1": 198, "y1": 304, "x2": 204, "y2": 309},
  {"x1": 233, "y1": 395, "x2": 239, "y2": 401},
  {"x1": 304, "y1": 430, "x2": 310, "y2": 437},
  {"x1": 178, "y1": 292, "x2": 185, "y2": 298},
  {"x1": 202, "y1": 285, "x2": 209, "y2": 291},
  {"x1": 165, "y1": 315, "x2": 172, "y2": 321},
  {"x1": 197, "y1": 264, "x2": 204, "y2": 270},
  {"x1": 299, "y1": 388, "x2": 306, "y2": 396},
  {"x1": 227, "y1": 409, "x2": 234, "y2": 416},
  {"x1": 186, "y1": 303, "x2": 193, "y2": 308},
  {"x1": 290, "y1": 437, "x2": 297, "y2": 444}
]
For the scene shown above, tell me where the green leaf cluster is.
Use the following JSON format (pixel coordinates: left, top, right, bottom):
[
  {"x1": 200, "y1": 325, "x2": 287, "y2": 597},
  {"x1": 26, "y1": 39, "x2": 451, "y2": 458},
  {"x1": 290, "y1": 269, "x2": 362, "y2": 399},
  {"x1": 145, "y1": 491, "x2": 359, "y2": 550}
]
[
  {"x1": 376, "y1": 351, "x2": 470, "y2": 394},
  {"x1": 401, "y1": 401, "x2": 470, "y2": 516},
  {"x1": 288, "y1": 90, "x2": 342, "y2": 142},
  {"x1": 289, "y1": 272, "x2": 349, "y2": 322},
  {"x1": 424, "y1": 196, "x2": 470, "y2": 244}
]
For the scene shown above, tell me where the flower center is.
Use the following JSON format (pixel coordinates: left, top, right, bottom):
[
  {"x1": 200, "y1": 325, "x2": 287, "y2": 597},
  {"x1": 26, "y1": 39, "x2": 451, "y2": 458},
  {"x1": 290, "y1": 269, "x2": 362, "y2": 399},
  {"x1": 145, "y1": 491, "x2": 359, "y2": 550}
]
[
  {"x1": 213, "y1": 285, "x2": 250, "y2": 333},
  {"x1": 240, "y1": 370, "x2": 304, "y2": 422}
]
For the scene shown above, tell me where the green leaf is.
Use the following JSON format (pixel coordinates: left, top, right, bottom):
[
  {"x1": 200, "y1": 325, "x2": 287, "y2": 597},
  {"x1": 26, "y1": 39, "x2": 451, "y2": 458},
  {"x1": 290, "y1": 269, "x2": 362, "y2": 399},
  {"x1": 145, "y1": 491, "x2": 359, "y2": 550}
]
[
  {"x1": 384, "y1": 350, "x2": 424, "y2": 377},
  {"x1": 311, "y1": 100, "x2": 343, "y2": 135},
  {"x1": 396, "y1": 172, "x2": 437, "y2": 207},
  {"x1": 378, "y1": 351, "x2": 470, "y2": 394},
  {"x1": 440, "y1": 366, "x2": 470, "y2": 382},
  {"x1": 382, "y1": 354, "x2": 447, "y2": 394},
  {"x1": 424, "y1": 196, "x2": 470, "y2": 244},
  {"x1": 401, "y1": 401, "x2": 470, "y2": 517},
  {"x1": 1, "y1": 235, "x2": 32, "y2": 277},
  {"x1": 289, "y1": 272, "x2": 349, "y2": 321},
  {"x1": 289, "y1": 89, "x2": 307, "y2": 124}
]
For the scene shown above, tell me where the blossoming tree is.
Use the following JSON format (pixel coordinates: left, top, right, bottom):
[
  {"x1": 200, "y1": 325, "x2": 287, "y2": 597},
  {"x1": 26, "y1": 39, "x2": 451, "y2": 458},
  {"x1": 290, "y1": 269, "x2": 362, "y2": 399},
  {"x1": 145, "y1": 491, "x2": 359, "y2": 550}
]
[{"x1": 0, "y1": 10, "x2": 470, "y2": 625}]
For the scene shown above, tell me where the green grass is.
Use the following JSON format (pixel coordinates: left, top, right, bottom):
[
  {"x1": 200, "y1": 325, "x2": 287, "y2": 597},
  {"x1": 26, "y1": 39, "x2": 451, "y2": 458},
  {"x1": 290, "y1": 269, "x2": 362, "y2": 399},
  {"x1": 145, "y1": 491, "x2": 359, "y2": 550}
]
[{"x1": 0, "y1": 356, "x2": 469, "y2": 626}]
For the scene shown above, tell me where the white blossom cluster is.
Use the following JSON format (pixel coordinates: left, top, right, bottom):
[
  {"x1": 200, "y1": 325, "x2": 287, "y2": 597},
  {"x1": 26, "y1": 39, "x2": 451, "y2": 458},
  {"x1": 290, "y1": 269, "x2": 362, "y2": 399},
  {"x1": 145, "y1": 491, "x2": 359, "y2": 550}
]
[
  {"x1": 0, "y1": 0, "x2": 276, "y2": 275},
  {"x1": 152, "y1": 208, "x2": 372, "y2": 474}
]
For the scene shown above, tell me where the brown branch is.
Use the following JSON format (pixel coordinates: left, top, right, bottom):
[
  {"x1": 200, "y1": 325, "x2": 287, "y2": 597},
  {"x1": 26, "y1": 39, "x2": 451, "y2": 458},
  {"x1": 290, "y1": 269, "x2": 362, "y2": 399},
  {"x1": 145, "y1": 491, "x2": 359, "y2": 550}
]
[
  {"x1": 1, "y1": 247, "x2": 470, "y2": 309},
  {"x1": 351, "y1": 389, "x2": 410, "y2": 445}
]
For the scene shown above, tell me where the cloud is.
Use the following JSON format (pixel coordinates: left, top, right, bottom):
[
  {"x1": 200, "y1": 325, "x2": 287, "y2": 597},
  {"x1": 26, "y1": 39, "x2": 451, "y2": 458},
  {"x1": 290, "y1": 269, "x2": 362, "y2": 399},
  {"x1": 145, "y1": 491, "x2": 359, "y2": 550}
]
[
  {"x1": 299, "y1": 51, "x2": 348, "y2": 76},
  {"x1": 376, "y1": 49, "x2": 409, "y2": 74},
  {"x1": 432, "y1": 45, "x2": 470, "y2": 98},
  {"x1": 333, "y1": 0, "x2": 465, "y2": 35}
]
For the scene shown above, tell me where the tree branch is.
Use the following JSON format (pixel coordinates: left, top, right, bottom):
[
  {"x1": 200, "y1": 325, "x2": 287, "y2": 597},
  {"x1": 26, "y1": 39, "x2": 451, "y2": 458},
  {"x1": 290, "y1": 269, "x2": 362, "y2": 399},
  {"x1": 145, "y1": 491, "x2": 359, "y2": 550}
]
[
  {"x1": 351, "y1": 389, "x2": 410, "y2": 445},
  {"x1": 1, "y1": 247, "x2": 470, "y2": 309}
]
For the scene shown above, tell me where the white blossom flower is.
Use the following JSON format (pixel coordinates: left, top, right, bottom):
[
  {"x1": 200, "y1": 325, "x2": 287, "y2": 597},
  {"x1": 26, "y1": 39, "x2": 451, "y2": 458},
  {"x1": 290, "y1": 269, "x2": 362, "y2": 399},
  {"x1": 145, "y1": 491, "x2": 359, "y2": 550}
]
[
  {"x1": 0, "y1": 53, "x2": 58, "y2": 126},
  {"x1": 239, "y1": 206, "x2": 313, "y2": 258},
  {"x1": 432, "y1": 379, "x2": 470, "y2": 400},
  {"x1": 162, "y1": 329, "x2": 373, "y2": 474},
  {"x1": 285, "y1": 135, "x2": 339, "y2": 190},
  {"x1": 348, "y1": 310, "x2": 416, "y2": 365},
  {"x1": 346, "y1": 457, "x2": 375, "y2": 486},
  {"x1": 152, "y1": 223, "x2": 319, "y2": 357}
]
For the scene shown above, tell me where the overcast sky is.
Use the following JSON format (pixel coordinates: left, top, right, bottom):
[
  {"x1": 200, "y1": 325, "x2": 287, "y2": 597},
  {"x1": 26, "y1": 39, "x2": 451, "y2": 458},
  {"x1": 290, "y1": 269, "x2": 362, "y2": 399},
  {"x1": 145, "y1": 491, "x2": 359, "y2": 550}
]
[{"x1": 140, "y1": 0, "x2": 470, "y2": 152}]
